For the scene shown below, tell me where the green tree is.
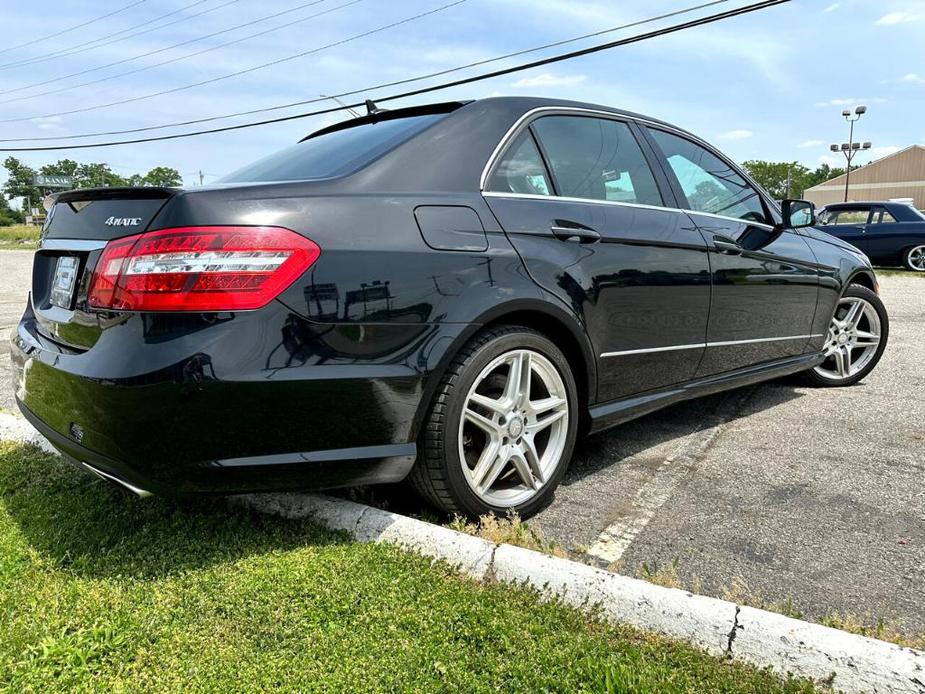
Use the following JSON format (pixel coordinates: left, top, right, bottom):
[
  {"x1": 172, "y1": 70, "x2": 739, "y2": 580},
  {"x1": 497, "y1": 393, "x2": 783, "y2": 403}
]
[
  {"x1": 741, "y1": 160, "x2": 811, "y2": 200},
  {"x1": 0, "y1": 195, "x2": 24, "y2": 225},
  {"x1": 141, "y1": 166, "x2": 182, "y2": 187},
  {"x1": 75, "y1": 162, "x2": 127, "y2": 188},
  {"x1": 1, "y1": 157, "x2": 40, "y2": 206},
  {"x1": 802, "y1": 163, "x2": 847, "y2": 191}
]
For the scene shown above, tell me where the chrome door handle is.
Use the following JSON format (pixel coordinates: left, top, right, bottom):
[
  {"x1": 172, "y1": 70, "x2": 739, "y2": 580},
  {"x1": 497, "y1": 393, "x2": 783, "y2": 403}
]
[
  {"x1": 713, "y1": 236, "x2": 743, "y2": 255},
  {"x1": 551, "y1": 226, "x2": 601, "y2": 243}
]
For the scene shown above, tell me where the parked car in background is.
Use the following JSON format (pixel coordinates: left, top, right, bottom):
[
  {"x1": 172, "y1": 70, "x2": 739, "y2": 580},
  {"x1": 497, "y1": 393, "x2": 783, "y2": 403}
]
[
  {"x1": 11, "y1": 97, "x2": 889, "y2": 519},
  {"x1": 817, "y1": 201, "x2": 925, "y2": 272}
]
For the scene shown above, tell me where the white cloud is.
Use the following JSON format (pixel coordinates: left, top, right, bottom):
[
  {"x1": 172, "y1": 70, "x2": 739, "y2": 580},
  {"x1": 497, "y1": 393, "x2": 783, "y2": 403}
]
[
  {"x1": 823, "y1": 3, "x2": 839, "y2": 11},
  {"x1": 902, "y1": 73, "x2": 925, "y2": 84},
  {"x1": 717, "y1": 129, "x2": 753, "y2": 141},
  {"x1": 512, "y1": 73, "x2": 588, "y2": 88},
  {"x1": 870, "y1": 145, "x2": 901, "y2": 159},
  {"x1": 819, "y1": 154, "x2": 843, "y2": 167},
  {"x1": 815, "y1": 97, "x2": 887, "y2": 107},
  {"x1": 30, "y1": 116, "x2": 62, "y2": 131},
  {"x1": 798, "y1": 139, "x2": 825, "y2": 148},
  {"x1": 875, "y1": 11, "x2": 920, "y2": 25}
]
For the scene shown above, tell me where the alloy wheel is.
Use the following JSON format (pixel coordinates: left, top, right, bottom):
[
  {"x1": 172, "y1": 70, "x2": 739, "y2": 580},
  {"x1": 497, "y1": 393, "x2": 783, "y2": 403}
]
[
  {"x1": 907, "y1": 245, "x2": 925, "y2": 272},
  {"x1": 458, "y1": 349, "x2": 569, "y2": 508},
  {"x1": 813, "y1": 296, "x2": 882, "y2": 381}
]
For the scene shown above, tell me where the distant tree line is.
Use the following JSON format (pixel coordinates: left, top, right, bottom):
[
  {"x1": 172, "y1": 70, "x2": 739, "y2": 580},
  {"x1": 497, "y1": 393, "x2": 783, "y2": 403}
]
[
  {"x1": 1, "y1": 156, "x2": 183, "y2": 223},
  {"x1": 740, "y1": 160, "x2": 850, "y2": 201}
]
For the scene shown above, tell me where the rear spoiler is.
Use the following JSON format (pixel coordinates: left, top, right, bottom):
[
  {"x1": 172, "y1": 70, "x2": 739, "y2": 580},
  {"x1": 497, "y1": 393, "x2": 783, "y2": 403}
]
[
  {"x1": 54, "y1": 187, "x2": 178, "y2": 204},
  {"x1": 300, "y1": 101, "x2": 470, "y2": 142}
]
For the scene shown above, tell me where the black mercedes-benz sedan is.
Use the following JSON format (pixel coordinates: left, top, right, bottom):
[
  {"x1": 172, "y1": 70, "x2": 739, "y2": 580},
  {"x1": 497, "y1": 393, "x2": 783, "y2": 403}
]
[
  {"x1": 11, "y1": 97, "x2": 889, "y2": 518},
  {"x1": 816, "y1": 200, "x2": 925, "y2": 271}
]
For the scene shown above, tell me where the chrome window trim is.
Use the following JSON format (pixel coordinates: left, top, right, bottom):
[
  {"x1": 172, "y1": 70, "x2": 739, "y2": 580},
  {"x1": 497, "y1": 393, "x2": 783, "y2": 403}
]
[
  {"x1": 600, "y1": 334, "x2": 824, "y2": 358},
  {"x1": 40, "y1": 238, "x2": 108, "y2": 252},
  {"x1": 482, "y1": 191, "x2": 775, "y2": 231},
  {"x1": 480, "y1": 105, "x2": 777, "y2": 231}
]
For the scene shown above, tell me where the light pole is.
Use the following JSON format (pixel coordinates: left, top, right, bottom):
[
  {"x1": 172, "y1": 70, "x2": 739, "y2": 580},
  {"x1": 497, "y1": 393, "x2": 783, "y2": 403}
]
[{"x1": 830, "y1": 105, "x2": 871, "y2": 203}]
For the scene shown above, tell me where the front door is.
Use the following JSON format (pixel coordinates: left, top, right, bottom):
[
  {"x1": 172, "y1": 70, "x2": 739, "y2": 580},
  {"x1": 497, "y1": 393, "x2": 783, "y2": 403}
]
[
  {"x1": 483, "y1": 113, "x2": 712, "y2": 402},
  {"x1": 643, "y1": 127, "x2": 820, "y2": 376},
  {"x1": 818, "y1": 206, "x2": 872, "y2": 255}
]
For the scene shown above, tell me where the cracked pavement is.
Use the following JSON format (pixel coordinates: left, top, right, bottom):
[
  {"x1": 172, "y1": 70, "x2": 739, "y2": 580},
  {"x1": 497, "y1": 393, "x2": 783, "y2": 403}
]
[{"x1": 534, "y1": 273, "x2": 925, "y2": 634}]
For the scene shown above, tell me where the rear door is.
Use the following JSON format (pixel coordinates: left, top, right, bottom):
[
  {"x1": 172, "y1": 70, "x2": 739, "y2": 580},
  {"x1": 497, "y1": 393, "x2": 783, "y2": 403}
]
[
  {"x1": 864, "y1": 205, "x2": 908, "y2": 263},
  {"x1": 642, "y1": 127, "x2": 820, "y2": 376},
  {"x1": 31, "y1": 188, "x2": 175, "y2": 350},
  {"x1": 482, "y1": 112, "x2": 712, "y2": 402}
]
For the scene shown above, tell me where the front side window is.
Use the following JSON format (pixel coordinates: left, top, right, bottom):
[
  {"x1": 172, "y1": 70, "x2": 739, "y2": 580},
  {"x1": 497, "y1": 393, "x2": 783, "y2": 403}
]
[
  {"x1": 487, "y1": 131, "x2": 552, "y2": 196},
  {"x1": 825, "y1": 208, "x2": 870, "y2": 225},
  {"x1": 531, "y1": 116, "x2": 663, "y2": 206},
  {"x1": 648, "y1": 129, "x2": 768, "y2": 224}
]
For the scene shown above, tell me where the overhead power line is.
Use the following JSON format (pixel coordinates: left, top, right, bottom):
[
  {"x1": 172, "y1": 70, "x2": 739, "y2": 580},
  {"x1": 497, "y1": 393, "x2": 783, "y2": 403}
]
[
  {"x1": 0, "y1": 0, "x2": 467, "y2": 125},
  {"x1": 0, "y1": 0, "x2": 352, "y2": 102},
  {"x1": 0, "y1": 0, "x2": 233, "y2": 71},
  {"x1": 0, "y1": 0, "x2": 727, "y2": 141},
  {"x1": 0, "y1": 0, "x2": 790, "y2": 152},
  {"x1": 0, "y1": 0, "x2": 148, "y2": 58}
]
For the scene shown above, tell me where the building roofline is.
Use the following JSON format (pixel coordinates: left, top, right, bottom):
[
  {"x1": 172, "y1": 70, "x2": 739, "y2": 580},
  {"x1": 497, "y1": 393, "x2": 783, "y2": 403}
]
[{"x1": 805, "y1": 144, "x2": 925, "y2": 191}]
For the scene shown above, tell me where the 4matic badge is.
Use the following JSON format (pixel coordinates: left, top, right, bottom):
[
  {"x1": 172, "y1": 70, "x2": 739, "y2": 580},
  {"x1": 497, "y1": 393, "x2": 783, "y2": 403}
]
[{"x1": 105, "y1": 216, "x2": 142, "y2": 227}]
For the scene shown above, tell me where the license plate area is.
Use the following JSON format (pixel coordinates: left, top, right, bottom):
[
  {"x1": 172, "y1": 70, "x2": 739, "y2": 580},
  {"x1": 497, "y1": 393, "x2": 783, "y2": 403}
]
[{"x1": 50, "y1": 256, "x2": 80, "y2": 309}]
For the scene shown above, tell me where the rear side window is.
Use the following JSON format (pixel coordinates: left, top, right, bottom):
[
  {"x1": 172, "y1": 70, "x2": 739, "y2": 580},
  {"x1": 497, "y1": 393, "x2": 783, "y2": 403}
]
[
  {"x1": 872, "y1": 207, "x2": 897, "y2": 224},
  {"x1": 487, "y1": 131, "x2": 553, "y2": 196},
  {"x1": 531, "y1": 116, "x2": 663, "y2": 206},
  {"x1": 649, "y1": 129, "x2": 768, "y2": 224},
  {"x1": 221, "y1": 114, "x2": 447, "y2": 182}
]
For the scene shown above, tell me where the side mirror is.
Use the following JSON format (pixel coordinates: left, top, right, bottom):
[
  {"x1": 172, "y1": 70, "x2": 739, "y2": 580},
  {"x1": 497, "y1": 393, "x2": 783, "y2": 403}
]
[{"x1": 781, "y1": 199, "x2": 816, "y2": 230}]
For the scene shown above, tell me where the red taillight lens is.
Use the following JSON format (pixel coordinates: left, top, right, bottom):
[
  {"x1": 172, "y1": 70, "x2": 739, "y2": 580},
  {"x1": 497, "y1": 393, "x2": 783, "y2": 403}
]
[{"x1": 88, "y1": 226, "x2": 320, "y2": 312}]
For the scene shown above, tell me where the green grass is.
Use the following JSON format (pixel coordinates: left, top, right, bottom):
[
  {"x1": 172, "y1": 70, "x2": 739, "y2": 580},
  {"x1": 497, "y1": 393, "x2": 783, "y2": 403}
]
[
  {"x1": 0, "y1": 225, "x2": 40, "y2": 249},
  {"x1": 0, "y1": 442, "x2": 817, "y2": 693}
]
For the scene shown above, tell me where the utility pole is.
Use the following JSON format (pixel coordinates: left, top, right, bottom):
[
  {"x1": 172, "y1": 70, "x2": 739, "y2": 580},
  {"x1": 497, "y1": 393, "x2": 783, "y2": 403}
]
[
  {"x1": 199, "y1": 170, "x2": 204, "y2": 185},
  {"x1": 830, "y1": 106, "x2": 871, "y2": 203}
]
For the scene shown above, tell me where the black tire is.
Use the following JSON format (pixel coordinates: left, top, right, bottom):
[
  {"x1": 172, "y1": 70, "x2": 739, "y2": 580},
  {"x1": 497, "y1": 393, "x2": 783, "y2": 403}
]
[
  {"x1": 801, "y1": 283, "x2": 889, "y2": 388},
  {"x1": 408, "y1": 325, "x2": 579, "y2": 519},
  {"x1": 903, "y1": 245, "x2": 925, "y2": 272}
]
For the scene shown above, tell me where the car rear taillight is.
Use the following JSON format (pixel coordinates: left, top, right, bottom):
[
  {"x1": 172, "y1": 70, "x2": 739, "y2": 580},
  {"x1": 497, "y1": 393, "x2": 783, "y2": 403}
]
[{"x1": 87, "y1": 226, "x2": 320, "y2": 311}]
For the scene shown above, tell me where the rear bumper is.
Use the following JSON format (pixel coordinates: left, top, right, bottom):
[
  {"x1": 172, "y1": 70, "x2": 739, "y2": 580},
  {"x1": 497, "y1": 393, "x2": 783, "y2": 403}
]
[
  {"x1": 17, "y1": 399, "x2": 416, "y2": 496},
  {"x1": 9, "y1": 302, "x2": 438, "y2": 495}
]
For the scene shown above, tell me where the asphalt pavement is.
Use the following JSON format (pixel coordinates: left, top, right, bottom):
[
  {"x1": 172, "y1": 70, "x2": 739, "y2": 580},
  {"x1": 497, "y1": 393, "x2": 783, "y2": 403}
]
[{"x1": 1, "y1": 247, "x2": 921, "y2": 633}]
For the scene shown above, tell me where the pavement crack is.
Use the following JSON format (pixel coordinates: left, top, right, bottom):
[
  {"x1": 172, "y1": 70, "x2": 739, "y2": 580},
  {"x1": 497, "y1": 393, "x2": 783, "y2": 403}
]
[
  {"x1": 725, "y1": 605, "x2": 743, "y2": 657},
  {"x1": 484, "y1": 543, "x2": 499, "y2": 585},
  {"x1": 354, "y1": 506, "x2": 370, "y2": 536}
]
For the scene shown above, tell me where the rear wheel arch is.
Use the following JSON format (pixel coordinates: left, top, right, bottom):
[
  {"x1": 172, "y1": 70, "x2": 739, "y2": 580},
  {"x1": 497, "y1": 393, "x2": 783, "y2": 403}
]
[{"x1": 412, "y1": 301, "x2": 596, "y2": 440}]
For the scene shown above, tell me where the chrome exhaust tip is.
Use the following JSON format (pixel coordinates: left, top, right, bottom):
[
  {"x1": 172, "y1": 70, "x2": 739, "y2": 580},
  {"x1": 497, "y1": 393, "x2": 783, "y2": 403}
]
[{"x1": 82, "y1": 461, "x2": 153, "y2": 498}]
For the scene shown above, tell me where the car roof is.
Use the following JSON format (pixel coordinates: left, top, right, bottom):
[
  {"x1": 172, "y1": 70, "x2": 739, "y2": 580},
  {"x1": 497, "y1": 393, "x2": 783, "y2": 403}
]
[
  {"x1": 824, "y1": 201, "x2": 904, "y2": 208},
  {"x1": 301, "y1": 96, "x2": 694, "y2": 142}
]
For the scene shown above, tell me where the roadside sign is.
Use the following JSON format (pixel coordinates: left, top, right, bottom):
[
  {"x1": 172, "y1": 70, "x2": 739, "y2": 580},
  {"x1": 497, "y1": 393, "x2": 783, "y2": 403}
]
[{"x1": 33, "y1": 174, "x2": 74, "y2": 188}]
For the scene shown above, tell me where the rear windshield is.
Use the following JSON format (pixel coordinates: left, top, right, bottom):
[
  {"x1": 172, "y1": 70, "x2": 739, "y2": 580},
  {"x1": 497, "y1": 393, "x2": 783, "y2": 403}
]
[{"x1": 220, "y1": 113, "x2": 446, "y2": 183}]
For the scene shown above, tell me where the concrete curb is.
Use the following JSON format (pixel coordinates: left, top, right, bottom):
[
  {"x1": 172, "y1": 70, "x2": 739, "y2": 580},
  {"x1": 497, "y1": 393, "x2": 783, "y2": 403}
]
[{"x1": 2, "y1": 417, "x2": 923, "y2": 693}]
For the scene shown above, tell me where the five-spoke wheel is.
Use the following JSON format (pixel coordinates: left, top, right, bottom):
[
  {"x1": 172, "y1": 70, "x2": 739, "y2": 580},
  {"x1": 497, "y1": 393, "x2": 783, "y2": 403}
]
[
  {"x1": 459, "y1": 349, "x2": 569, "y2": 508},
  {"x1": 805, "y1": 284, "x2": 888, "y2": 387},
  {"x1": 410, "y1": 326, "x2": 577, "y2": 518}
]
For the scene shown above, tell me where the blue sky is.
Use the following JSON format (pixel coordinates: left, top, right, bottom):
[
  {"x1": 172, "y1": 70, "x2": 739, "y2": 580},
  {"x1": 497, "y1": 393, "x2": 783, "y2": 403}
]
[{"x1": 0, "y1": 0, "x2": 922, "y2": 195}]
